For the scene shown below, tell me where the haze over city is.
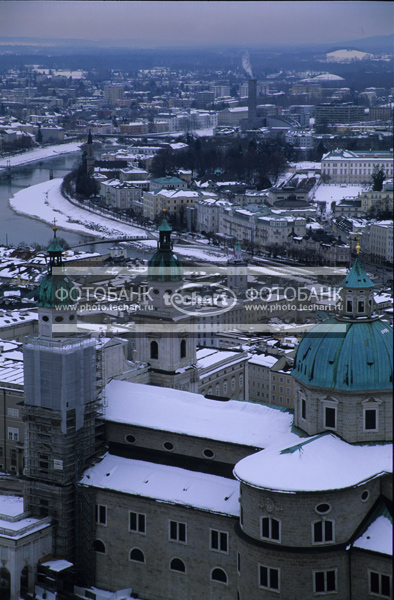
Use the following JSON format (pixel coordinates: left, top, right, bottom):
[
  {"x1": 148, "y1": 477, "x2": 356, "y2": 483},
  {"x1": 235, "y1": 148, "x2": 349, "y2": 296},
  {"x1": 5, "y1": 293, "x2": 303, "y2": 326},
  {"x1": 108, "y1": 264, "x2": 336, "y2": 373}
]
[{"x1": 0, "y1": 0, "x2": 393, "y2": 48}]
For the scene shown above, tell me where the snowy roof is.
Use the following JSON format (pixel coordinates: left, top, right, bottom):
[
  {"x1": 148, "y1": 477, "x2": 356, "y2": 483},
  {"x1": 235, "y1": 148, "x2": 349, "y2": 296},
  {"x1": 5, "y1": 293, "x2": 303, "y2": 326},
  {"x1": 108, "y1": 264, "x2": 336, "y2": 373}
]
[
  {"x1": 0, "y1": 494, "x2": 24, "y2": 518},
  {"x1": 41, "y1": 559, "x2": 74, "y2": 572},
  {"x1": 353, "y1": 506, "x2": 392, "y2": 556},
  {"x1": 0, "y1": 495, "x2": 51, "y2": 540},
  {"x1": 234, "y1": 433, "x2": 392, "y2": 492},
  {"x1": 104, "y1": 379, "x2": 299, "y2": 449},
  {"x1": 197, "y1": 347, "x2": 246, "y2": 371},
  {"x1": 0, "y1": 310, "x2": 38, "y2": 328},
  {"x1": 80, "y1": 453, "x2": 240, "y2": 517},
  {"x1": 249, "y1": 354, "x2": 278, "y2": 368}
]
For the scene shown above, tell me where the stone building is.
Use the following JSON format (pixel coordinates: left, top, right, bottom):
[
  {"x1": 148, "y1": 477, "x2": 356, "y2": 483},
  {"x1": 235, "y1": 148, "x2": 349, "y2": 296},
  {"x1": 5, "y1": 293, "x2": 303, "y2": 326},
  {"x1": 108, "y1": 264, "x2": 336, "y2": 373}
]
[
  {"x1": 7, "y1": 227, "x2": 392, "y2": 600},
  {"x1": 73, "y1": 251, "x2": 392, "y2": 600}
]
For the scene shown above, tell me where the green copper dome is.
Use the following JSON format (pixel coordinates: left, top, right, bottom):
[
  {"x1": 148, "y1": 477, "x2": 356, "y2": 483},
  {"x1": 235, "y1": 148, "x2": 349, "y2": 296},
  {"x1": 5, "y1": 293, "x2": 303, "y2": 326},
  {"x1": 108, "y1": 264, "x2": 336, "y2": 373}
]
[
  {"x1": 37, "y1": 272, "x2": 77, "y2": 308},
  {"x1": 148, "y1": 216, "x2": 183, "y2": 282},
  {"x1": 37, "y1": 226, "x2": 77, "y2": 308},
  {"x1": 339, "y1": 256, "x2": 375, "y2": 289},
  {"x1": 292, "y1": 317, "x2": 393, "y2": 391}
]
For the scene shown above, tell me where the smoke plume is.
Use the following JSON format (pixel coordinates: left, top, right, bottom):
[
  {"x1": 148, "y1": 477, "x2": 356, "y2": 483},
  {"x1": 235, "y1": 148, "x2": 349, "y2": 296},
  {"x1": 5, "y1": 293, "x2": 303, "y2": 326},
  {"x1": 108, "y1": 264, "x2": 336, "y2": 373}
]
[{"x1": 242, "y1": 51, "x2": 253, "y2": 78}]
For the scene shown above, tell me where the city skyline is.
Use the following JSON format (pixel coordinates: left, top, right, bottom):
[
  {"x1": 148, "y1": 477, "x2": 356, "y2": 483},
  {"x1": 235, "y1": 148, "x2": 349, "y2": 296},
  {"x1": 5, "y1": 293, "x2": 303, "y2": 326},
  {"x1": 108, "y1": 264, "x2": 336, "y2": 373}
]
[{"x1": 0, "y1": 1, "x2": 393, "y2": 48}]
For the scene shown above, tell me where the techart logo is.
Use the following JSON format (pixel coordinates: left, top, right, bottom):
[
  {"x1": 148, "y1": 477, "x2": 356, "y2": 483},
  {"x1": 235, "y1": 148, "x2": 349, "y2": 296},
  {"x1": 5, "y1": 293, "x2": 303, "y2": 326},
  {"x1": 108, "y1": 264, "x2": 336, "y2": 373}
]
[{"x1": 167, "y1": 282, "x2": 237, "y2": 317}]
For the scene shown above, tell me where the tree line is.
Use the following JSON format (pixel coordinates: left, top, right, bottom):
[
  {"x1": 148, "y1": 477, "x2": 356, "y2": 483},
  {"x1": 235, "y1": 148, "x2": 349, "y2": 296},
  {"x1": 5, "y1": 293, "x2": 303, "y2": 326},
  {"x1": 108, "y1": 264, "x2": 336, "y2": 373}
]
[{"x1": 150, "y1": 137, "x2": 290, "y2": 189}]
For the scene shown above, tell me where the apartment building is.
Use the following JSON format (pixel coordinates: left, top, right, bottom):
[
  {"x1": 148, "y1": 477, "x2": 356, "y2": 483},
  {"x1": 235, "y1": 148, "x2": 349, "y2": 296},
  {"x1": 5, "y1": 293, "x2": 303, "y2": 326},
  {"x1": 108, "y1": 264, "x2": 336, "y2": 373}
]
[
  {"x1": 142, "y1": 189, "x2": 207, "y2": 221},
  {"x1": 369, "y1": 220, "x2": 393, "y2": 264},
  {"x1": 359, "y1": 181, "x2": 393, "y2": 214},
  {"x1": 321, "y1": 149, "x2": 393, "y2": 184},
  {"x1": 248, "y1": 353, "x2": 295, "y2": 408},
  {"x1": 315, "y1": 104, "x2": 365, "y2": 125},
  {"x1": 100, "y1": 179, "x2": 143, "y2": 210},
  {"x1": 104, "y1": 85, "x2": 124, "y2": 105}
]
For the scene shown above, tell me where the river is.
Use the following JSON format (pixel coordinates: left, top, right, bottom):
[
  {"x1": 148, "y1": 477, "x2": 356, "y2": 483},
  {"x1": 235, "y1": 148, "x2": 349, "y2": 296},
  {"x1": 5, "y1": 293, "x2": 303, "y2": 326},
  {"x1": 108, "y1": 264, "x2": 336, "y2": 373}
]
[
  {"x1": 0, "y1": 152, "x2": 87, "y2": 247},
  {"x1": 0, "y1": 149, "x2": 150, "y2": 258}
]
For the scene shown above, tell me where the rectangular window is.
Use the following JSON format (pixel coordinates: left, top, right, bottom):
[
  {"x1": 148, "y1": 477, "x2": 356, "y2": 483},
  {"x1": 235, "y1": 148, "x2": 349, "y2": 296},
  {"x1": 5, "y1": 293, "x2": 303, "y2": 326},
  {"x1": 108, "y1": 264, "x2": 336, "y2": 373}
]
[
  {"x1": 325, "y1": 406, "x2": 336, "y2": 429},
  {"x1": 169, "y1": 520, "x2": 187, "y2": 543},
  {"x1": 7, "y1": 427, "x2": 19, "y2": 441},
  {"x1": 314, "y1": 569, "x2": 337, "y2": 593},
  {"x1": 95, "y1": 504, "x2": 107, "y2": 526},
  {"x1": 261, "y1": 517, "x2": 280, "y2": 542},
  {"x1": 301, "y1": 398, "x2": 306, "y2": 420},
  {"x1": 129, "y1": 511, "x2": 146, "y2": 534},
  {"x1": 259, "y1": 565, "x2": 280, "y2": 591},
  {"x1": 7, "y1": 408, "x2": 19, "y2": 418},
  {"x1": 365, "y1": 408, "x2": 377, "y2": 431},
  {"x1": 313, "y1": 520, "x2": 334, "y2": 543},
  {"x1": 370, "y1": 571, "x2": 391, "y2": 597},
  {"x1": 210, "y1": 529, "x2": 228, "y2": 553}
]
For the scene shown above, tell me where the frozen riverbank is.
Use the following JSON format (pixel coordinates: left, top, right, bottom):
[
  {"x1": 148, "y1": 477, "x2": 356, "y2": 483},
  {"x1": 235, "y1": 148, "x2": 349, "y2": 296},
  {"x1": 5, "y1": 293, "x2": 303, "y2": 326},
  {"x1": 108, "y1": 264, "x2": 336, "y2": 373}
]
[{"x1": 9, "y1": 178, "x2": 148, "y2": 239}]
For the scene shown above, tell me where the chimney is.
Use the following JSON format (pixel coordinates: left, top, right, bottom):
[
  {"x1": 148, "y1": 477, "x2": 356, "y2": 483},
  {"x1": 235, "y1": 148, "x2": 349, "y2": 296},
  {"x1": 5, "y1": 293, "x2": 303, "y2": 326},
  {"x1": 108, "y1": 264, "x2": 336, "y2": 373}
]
[{"x1": 248, "y1": 79, "x2": 257, "y2": 125}]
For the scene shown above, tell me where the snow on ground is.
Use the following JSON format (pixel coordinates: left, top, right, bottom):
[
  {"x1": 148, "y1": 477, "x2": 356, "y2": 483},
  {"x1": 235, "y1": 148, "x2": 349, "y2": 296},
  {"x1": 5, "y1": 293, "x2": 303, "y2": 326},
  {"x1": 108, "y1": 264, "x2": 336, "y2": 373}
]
[
  {"x1": 312, "y1": 183, "x2": 368, "y2": 214},
  {"x1": 9, "y1": 178, "x2": 148, "y2": 239},
  {"x1": 0, "y1": 142, "x2": 81, "y2": 171},
  {"x1": 234, "y1": 433, "x2": 392, "y2": 492}
]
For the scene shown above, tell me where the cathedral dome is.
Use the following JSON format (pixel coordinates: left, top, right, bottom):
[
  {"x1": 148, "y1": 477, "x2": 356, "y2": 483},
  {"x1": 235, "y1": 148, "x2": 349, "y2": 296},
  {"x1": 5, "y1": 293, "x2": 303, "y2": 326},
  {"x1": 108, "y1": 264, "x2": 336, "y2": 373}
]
[
  {"x1": 292, "y1": 316, "x2": 393, "y2": 392},
  {"x1": 148, "y1": 216, "x2": 183, "y2": 282}
]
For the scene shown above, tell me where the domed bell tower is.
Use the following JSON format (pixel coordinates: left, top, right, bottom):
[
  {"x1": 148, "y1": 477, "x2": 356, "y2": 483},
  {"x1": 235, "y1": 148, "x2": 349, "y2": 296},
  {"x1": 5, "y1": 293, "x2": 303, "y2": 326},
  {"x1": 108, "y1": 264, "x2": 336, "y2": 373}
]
[
  {"x1": 37, "y1": 221, "x2": 78, "y2": 338},
  {"x1": 134, "y1": 212, "x2": 198, "y2": 391}
]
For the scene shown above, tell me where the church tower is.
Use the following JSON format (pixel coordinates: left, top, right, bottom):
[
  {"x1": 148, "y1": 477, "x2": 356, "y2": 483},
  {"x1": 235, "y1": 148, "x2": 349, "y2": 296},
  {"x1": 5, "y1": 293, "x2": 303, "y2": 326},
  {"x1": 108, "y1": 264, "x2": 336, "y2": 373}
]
[
  {"x1": 134, "y1": 213, "x2": 199, "y2": 391},
  {"x1": 23, "y1": 226, "x2": 103, "y2": 571},
  {"x1": 86, "y1": 129, "x2": 95, "y2": 175},
  {"x1": 292, "y1": 246, "x2": 393, "y2": 443}
]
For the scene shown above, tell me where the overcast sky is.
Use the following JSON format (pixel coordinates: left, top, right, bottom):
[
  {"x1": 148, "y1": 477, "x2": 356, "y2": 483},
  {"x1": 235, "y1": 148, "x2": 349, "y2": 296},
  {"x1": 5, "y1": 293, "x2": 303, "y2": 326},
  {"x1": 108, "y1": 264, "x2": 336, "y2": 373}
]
[{"x1": 0, "y1": 1, "x2": 392, "y2": 48}]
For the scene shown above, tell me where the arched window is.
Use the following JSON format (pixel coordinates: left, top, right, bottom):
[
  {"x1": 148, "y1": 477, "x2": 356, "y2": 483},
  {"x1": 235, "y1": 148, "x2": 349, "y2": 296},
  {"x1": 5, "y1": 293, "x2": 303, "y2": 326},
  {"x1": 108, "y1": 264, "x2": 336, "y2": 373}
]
[
  {"x1": 170, "y1": 558, "x2": 185, "y2": 573},
  {"x1": 211, "y1": 567, "x2": 228, "y2": 583},
  {"x1": 93, "y1": 539, "x2": 105, "y2": 553},
  {"x1": 130, "y1": 548, "x2": 145, "y2": 563},
  {"x1": 180, "y1": 339, "x2": 186, "y2": 359},
  {"x1": 150, "y1": 340, "x2": 158, "y2": 360}
]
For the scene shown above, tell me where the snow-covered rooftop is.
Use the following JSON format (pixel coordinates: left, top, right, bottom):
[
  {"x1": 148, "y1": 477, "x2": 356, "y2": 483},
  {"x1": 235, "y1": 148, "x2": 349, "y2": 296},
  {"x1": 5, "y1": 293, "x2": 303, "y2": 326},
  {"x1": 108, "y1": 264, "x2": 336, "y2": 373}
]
[
  {"x1": 353, "y1": 508, "x2": 392, "y2": 556},
  {"x1": 104, "y1": 379, "x2": 299, "y2": 449},
  {"x1": 80, "y1": 453, "x2": 240, "y2": 517},
  {"x1": 249, "y1": 354, "x2": 278, "y2": 368},
  {"x1": 234, "y1": 433, "x2": 392, "y2": 492}
]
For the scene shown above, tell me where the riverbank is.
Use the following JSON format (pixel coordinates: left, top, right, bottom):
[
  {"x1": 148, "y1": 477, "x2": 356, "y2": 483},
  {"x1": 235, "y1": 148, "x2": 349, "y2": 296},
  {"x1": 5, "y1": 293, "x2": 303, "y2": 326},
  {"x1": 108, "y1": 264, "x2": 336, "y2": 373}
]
[
  {"x1": 9, "y1": 177, "x2": 233, "y2": 262},
  {"x1": 9, "y1": 178, "x2": 148, "y2": 239},
  {"x1": 0, "y1": 142, "x2": 81, "y2": 172}
]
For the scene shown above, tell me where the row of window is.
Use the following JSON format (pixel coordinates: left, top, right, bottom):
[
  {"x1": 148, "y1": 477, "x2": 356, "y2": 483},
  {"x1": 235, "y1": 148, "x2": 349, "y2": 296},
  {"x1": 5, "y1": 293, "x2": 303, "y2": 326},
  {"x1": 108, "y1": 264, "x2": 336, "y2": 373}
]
[
  {"x1": 124, "y1": 434, "x2": 216, "y2": 458},
  {"x1": 301, "y1": 399, "x2": 380, "y2": 432},
  {"x1": 96, "y1": 507, "x2": 230, "y2": 552},
  {"x1": 150, "y1": 339, "x2": 186, "y2": 360},
  {"x1": 98, "y1": 507, "x2": 345, "y2": 548},
  {"x1": 94, "y1": 543, "x2": 229, "y2": 583},
  {"x1": 258, "y1": 567, "x2": 391, "y2": 597},
  {"x1": 259, "y1": 516, "x2": 335, "y2": 545},
  {"x1": 92, "y1": 546, "x2": 393, "y2": 600}
]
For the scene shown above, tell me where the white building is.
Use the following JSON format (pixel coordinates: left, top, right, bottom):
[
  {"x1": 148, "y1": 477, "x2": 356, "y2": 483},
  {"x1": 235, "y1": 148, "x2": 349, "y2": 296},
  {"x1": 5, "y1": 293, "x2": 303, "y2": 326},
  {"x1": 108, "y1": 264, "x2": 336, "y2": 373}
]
[
  {"x1": 369, "y1": 220, "x2": 393, "y2": 264},
  {"x1": 321, "y1": 150, "x2": 393, "y2": 184}
]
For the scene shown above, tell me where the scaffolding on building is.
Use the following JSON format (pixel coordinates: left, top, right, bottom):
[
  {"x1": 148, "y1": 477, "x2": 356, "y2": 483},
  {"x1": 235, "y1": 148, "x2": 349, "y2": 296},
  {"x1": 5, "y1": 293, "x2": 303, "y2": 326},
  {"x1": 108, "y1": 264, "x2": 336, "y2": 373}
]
[{"x1": 22, "y1": 334, "x2": 106, "y2": 565}]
